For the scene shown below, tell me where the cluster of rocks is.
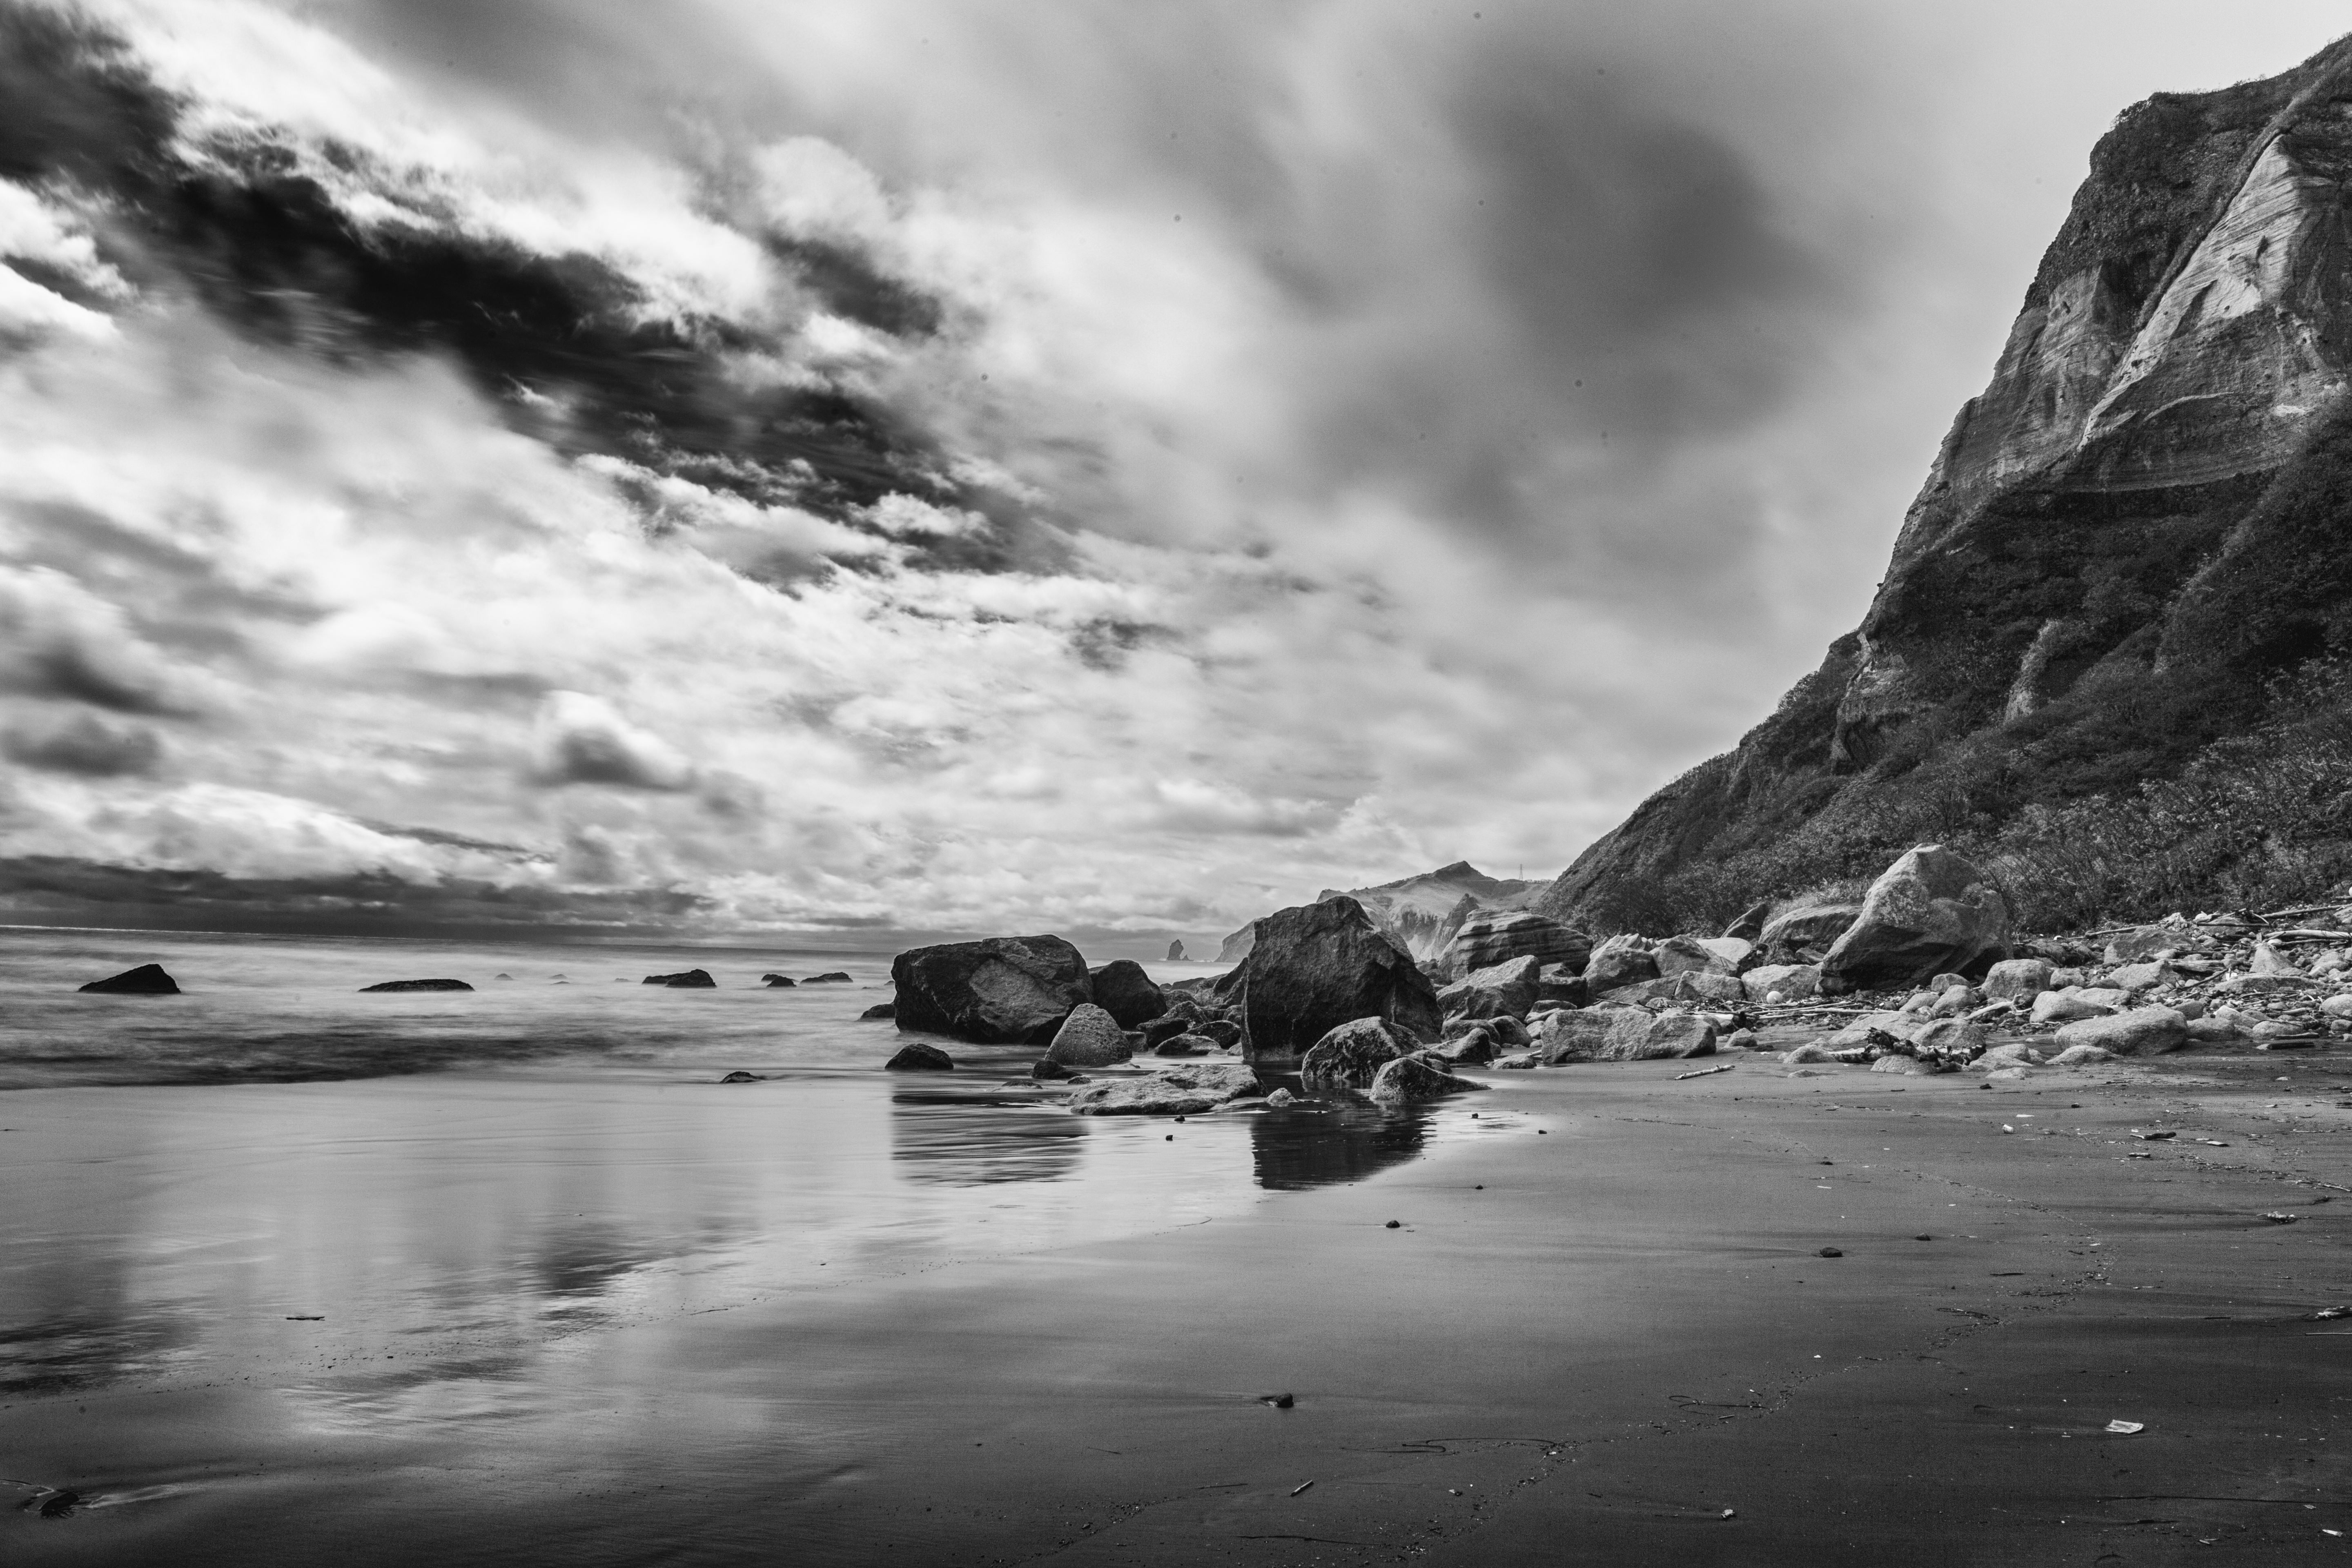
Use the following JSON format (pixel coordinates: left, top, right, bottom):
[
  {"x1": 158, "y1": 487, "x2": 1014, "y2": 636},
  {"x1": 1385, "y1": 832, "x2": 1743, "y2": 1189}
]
[{"x1": 885, "y1": 898, "x2": 1490, "y2": 1112}]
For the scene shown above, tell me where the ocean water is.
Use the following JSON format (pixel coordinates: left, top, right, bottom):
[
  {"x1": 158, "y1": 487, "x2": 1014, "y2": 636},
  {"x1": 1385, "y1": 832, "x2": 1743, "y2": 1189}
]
[{"x1": 0, "y1": 925, "x2": 1492, "y2": 1557}]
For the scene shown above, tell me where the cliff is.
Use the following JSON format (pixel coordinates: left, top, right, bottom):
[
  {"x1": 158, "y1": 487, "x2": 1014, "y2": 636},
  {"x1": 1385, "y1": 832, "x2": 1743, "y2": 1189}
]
[{"x1": 1539, "y1": 36, "x2": 2352, "y2": 934}]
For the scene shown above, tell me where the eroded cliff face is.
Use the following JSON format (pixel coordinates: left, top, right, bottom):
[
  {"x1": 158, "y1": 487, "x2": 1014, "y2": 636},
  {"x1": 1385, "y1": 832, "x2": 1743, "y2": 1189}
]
[{"x1": 1539, "y1": 37, "x2": 2352, "y2": 931}]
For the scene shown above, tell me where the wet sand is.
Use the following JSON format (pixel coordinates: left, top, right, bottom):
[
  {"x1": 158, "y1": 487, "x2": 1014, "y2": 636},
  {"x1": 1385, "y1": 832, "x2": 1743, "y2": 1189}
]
[{"x1": 6, "y1": 1051, "x2": 2352, "y2": 1565}]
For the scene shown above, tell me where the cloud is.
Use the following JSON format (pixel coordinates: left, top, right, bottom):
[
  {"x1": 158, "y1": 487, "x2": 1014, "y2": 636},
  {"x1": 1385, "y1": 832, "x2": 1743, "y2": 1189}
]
[
  {"x1": 0, "y1": 564, "x2": 191, "y2": 713},
  {"x1": 530, "y1": 692, "x2": 696, "y2": 791},
  {"x1": 2, "y1": 709, "x2": 161, "y2": 774}
]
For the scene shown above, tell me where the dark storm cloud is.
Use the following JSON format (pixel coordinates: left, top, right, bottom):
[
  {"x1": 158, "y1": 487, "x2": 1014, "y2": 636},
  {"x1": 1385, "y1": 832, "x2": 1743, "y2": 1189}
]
[{"x1": 2, "y1": 712, "x2": 161, "y2": 775}]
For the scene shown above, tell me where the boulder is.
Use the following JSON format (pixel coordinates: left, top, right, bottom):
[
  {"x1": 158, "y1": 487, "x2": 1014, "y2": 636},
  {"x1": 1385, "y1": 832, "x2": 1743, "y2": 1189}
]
[
  {"x1": 2103, "y1": 925, "x2": 2185, "y2": 965},
  {"x1": 1066, "y1": 1062, "x2": 1262, "y2": 1117},
  {"x1": 1435, "y1": 955, "x2": 1541, "y2": 1020},
  {"x1": 860, "y1": 1002, "x2": 896, "y2": 1020},
  {"x1": 1483, "y1": 1014, "x2": 1531, "y2": 1048},
  {"x1": 803, "y1": 971, "x2": 853, "y2": 984},
  {"x1": 890, "y1": 935, "x2": 1092, "y2": 1045},
  {"x1": 1584, "y1": 934, "x2": 1659, "y2": 997},
  {"x1": 1231, "y1": 898, "x2": 1441, "y2": 1065},
  {"x1": 884, "y1": 1043, "x2": 955, "y2": 1071},
  {"x1": 1152, "y1": 1033, "x2": 1215, "y2": 1056},
  {"x1": 1723, "y1": 900, "x2": 1773, "y2": 942},
  {"x1": 1619, "y1": 970, "x2": 1745, "y2": 1007},
  {"x1": 1980, "y1": 958, "x2": 2052, "y2": 1002},
  {"x1": 1819, "y1": 846, "x2": 2011, "y2": 994},
  {"x1": 1439, "y1": 911, "x2": 1591, "y2": 982},
  {"x1": 1300, "y1": 1017, "x2": 1421, "y2": 1091},
  {"x1": 1045, "y1": 1004, "x2": 1134, "y2": 1067},
  {"x1": 1871, "y1": 1053, "x2": 1934, "y2": 1075},
  {"x1": 1535, "y1": 1006, "x2": 1716, "y2": 1063},
  {"x1": 1194, "y1": 1018, "x2": 1243, "y2": 1048},
  {"x1": 1167, "y1": 940, "x2": 1186, "y2": 962},
  {"x1": 1740, "y1": 963, "x2": 1820, "y2": 1002},
  {"x1": 2323, "y1": 993, "x2": 2352, "y2": 1020},
  {"x1": 80, "y1": 964, "x2": 179, "y2": 994},
  {"x1": 1534, "y1": 964, "x2": 1589, "y2": 1008},
  {"x1": 644, "y1": 969, "x2": 717, "y2": 988},
  {"x1": 1654, "y1": 935, "x2": 1742, "y2": 977},
  {"x1": 359, "y1": 978, "x2": 473, "y2": 993},
  {"x1": 1141, "y1": 1015, "x2": 1194, "y2": 1048},
  {"x1": 2052, "y1": 1006, "x2": 2188, "y2": 1057},
  {"x1": 1089, "y1": 959, "x2": 1168, "y2": 1028},
  {"x1": 2108, "y1": 962, "x2": 2169, "y2": 993},
  {"x1": 2185, "y1": 1015, "x2": 2243, "y2": 1044},
  {"x1": 1368, "y1": 1055, "x2": 1488, "y2": 1104},
  {"x1": 761, "y1": 973, "x2": 797, "y2": 988},
  {"x1": 1756, "y1": 900, "x2": 1863, "y2": 964},
  {"x1": 1437, "y1": 1029, "x2": 1498, "y2": 1066},
  {"x1": 2048, "y1": 1043, "x2": 2116, "y2": 1067},
  {"x1": 720, "y1": 1070, "x2": 761, "y2": 1083}
]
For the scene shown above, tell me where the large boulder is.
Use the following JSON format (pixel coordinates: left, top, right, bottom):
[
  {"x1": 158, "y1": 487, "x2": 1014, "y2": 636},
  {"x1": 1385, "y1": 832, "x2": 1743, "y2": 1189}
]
[
  {"x1": 1723, "y1": 900, "x2": 1774, "y2": 941},
  {"x1": 1368, "y1": 1055, "x2": 1488, "y2": 1104},
  {"x1": 1619, "y1": 969, "x2": 1746, "y2": 1007},
  {"x1": 1535, "y1": 1006, "x2": 1716, "y2": 1063},
  {"x1": 2052, "y1": 1006, "x2": 2188, "y2": 1056},
  {"x1": 78, "y1": 964, "x2": 179, "y2": 995},
  {"x1": 1584, "y1": 934, "x2": 1659, "y2": 997},
  {"x1": 1300, "y1": 1017, "x2": 1421, "y2": 1091},
  {"x1": 1231, "y1": 898, "x2": 1441, "y2": 1065},
  {"x1": 1435, "y1": 955, "x2": 1541, "y2": 1021},
  {"x1": 1089, "y1": 960, "x2": 1168, "y2": 1028},
  {"x1": 1066, "y1": 1062, "x2": 1262, "y2": 1116},
  {"x1": 1981, "y1": 958, "x2": 2053, "y2": 1002},
  {"x1": 1819, "y1": 846, "x2": 2011, "y2": 995},
  {"x1": 1439, "y1": 911, "x2": 1591, "y2": 983},
  {"x1": 1653, "y1": 935, "x2": 1742, "y2": 978},
  {"x1": 644, "y1": 969, "x2": 717, "y2": 988},
  {"x1": 891, "y1": 935, "x2": 1091, "y2": 1045},
  {"x1": 1741, "y1": 963, "x2": 1820, "y2": 1002},
  {"x1": 1045, "y1": 1004, "x2": 1134, "y2": 1067},
  {"x1": 1756, "y1": 900, "x2": 1862, "y2": 964},
  {"x1": 1534, "y1": 964, "x2": 1588, "y2": 1008}
]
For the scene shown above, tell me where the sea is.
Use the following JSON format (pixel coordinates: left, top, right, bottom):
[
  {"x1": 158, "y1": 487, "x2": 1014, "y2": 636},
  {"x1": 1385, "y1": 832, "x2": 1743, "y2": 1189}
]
[{"x1": 0, "y1": 924, "x2": 1493, "y2": 1553}]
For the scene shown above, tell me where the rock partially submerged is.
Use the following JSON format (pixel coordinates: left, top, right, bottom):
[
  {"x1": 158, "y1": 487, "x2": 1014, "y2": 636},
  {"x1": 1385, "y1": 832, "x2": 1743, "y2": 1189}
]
[
  {"x1": 761, "y1": 973, "x2": 797, "y2": 987},
  {"x1": 860, "y1": 1002, "x2": 896, "y2": 1020},
  {"x1": 78, "y1": 964, "x2": 180, "y2": 994},
  {"x1": 1230, "y1": 897, "x2": 1440, "y2": 1065},
  {"x1": 644, "y1": 969, "x2": 717, "y2": 988},
  {"x1": 1300, "y1": 1017, "x2": 1420, "y2": 1091},
  {"x1": 803, "y1": 971, "x2": 853, "y2": 984},
  {"x1": 359, "y1": 978, "x2": 473, "y2": 993},
  {"x1": 884, "y1": 1043, "x2": 956, "y2": 1071},
  {"x1": 1066, "y1": 1062, "x2": 1263, "y2": 1116},
  {"x1": 1368, "y1": 1054, "x2": 1487, "y2": 1104},
  {"x1": 891, "y1": 935, "x2": 1092, "y2": 1045}
]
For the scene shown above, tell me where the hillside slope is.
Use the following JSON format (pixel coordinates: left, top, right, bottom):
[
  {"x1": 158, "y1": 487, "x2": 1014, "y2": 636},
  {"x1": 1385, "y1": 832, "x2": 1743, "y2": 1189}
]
[{"x1": 1538, "y1": 36, "x2": 2352, "y2": 935}]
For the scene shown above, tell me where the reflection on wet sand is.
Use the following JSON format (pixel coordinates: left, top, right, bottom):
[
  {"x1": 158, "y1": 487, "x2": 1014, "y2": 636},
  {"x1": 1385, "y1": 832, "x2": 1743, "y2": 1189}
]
[
  {"x1": 1250, "y1": 1088, "x2": 1431, "y2": 1189},
  {"x1": 889, "y1": 1089, "x2": 1087, "y2": 1185}
]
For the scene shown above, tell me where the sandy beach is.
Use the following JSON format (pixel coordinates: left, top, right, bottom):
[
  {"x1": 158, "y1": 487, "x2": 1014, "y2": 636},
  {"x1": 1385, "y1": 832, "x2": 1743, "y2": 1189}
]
[{"x1": 6, "y1": 1046, "x2": 2349, "y2": 1566}]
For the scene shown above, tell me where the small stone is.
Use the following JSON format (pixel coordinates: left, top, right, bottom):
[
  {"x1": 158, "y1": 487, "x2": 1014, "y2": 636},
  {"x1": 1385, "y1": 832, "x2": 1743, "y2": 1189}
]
[
  {"x1": 1817, "y1": 1247, "x2": 1844, "y2": 1258},
  {"x1": 719, "y1": 1070, "x2": 760, "y2": 1083},
  {"x1": 1385, "y1": 1220, "x2": 1402, "y2": 1229}
]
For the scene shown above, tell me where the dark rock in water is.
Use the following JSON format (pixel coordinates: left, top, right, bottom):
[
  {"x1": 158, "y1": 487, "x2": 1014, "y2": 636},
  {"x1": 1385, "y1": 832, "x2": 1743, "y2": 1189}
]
[
  {"x1": 1045, "y1": 1003, "x2": 1132, "y2": 1067},
  {"x1": 1142, "y1": 1015, "x2": 1194, "y2": 1048},
  {"x1": 762, "y1": 973, "x2": 797, "y2": 987},
  {"x1": 719, "y1": 1070, "x2": 761, "y2": 1083},
  {"x1": 860, "y1": 1002, "x2": 896, "y2": 1020},
  {"x1": 1193, "y1": 1018, "x2": 1243, "y2": 1049},
  {"x1": 891, "y1": 935, "x2": 1091, "y2": 1044},
  {"x1": 34, "y1": 1490, "x2": 80, "y2": 1518},
  {"x1": 1167, "y1": 940, "x2": 1187, "y2": 962},
  {"x1": 359, "y1": 978, "x2": 473, "y2": 993},
  {"x1": 78, "y1": 964, "x2": 178, "y2": 994},
  {"x1": 1231, "y1": 898, "x2": 1441, "y2": 1065},
  {"x1": 1152, "y1": 1032, "x2": 1214, "y2": 1056},
  {"x1": 1031, "y1": 1058, "x2": 1070, "y2": 1079},
  {"x1": 644, "y1": 969, "x2": 717, "y2": 988},
  {"x1": 1301, "y1": 1017, "x2": 1420, "y2": 1091},
  {"x1": 803, "y1": 971, "x2": 853, "y2": 984},
  {"x1": 493, "y1": 973, "x2": 514, "y2": 981},
  {"x1": 1089, "y1": 959, "x2": 1167, "y2": 1027},
  {"x1": 1820, "y1": 845, "x2": 2011, "y2": 993},
  {"x1": 1368, "y1": 1054, "x2": 1487, "y2": 1104},
  {"x1": 885, "y1": 1043, "x2": 956, "y2": 1071},
  {"x1": 1583, "y1": 935, "x2": 1658, "y2": 997},
  {"x1": 1724, "y1": 900, "x2": 1773, "y2": 941},
  {"x1": 1439, "y1": 911, "x2": 1590, "y2": 983}
]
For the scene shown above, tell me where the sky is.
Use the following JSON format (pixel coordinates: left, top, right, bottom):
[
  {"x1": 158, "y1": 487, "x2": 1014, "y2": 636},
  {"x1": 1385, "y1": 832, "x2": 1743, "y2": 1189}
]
[{"x1": 0, "y1": 0, "x2": 2346, "y2": 941}]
